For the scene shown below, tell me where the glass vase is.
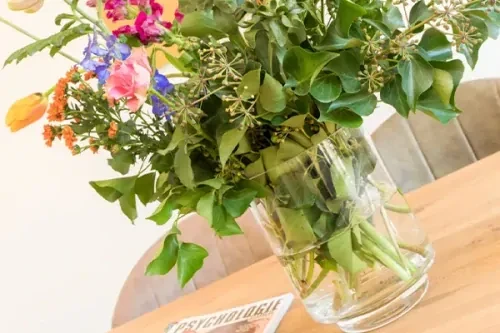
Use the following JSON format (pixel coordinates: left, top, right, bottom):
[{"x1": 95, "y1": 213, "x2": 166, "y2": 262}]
[{"x1": 250, "y1": 128, "x2": 434, "y2": 333}]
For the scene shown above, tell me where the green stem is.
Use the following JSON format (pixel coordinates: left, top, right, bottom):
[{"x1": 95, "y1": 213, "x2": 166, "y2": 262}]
[
  {"x1": 0, "y1": 16, "x2": 80, "y2": 64},
  {"x1": 305, "y1": 252, "x2": 315, "y2": 286},
  {"x1": 303, "y1": 268, "x2": 329, "y2": 299},
  {"x1": 363, "y1": 238, "x2": 411, "y2": 281},
  {"x1": 404, "y1": 14, "x2": 438, "y2": 35},
  {"x1": 384, "y1": 203, "x2": 411, "y2": 214},
  {"x1": 398, "y1": 241, "x2": 427, "y2": 257},
  {"x1": 63, "y1": 0, "x2": 110, "y2": 34}
]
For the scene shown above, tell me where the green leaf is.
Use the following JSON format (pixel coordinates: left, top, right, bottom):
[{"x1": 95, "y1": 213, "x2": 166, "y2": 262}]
[
  {"x1": 363, "y1": 19, "x2": 392, "y2": 37},
  {"x1": 288, "y1": 19, "x2": 307, "y2": 45},
  {"x1": 4, "y1": 24, "x2": 92, "y2": 66},
  {"x1": 327, "y1": 229, "x2": 367, "y2": 274},
  {"x1": 418, "y1": 28, "x2": 452, "y2": 61},
  {"x1": 269, "y1": 20, "x2": 288, "y2": 47},
  {"x1": 283, "y1": 47, "x2": 338, "y2": 96},
  {"x1": 135, "y1": 173, "x2": 156, "y2": 205},
  {"x1": 237, "y1": 69, "x2": 261, "y2": 100},
  {"x1": 276, "y1": 207, "x2": 317, "y2": 251},
  {"x1": 222, "y1": 188, "x2": 257, "y2": 218},
  {"x1": 432, "y1": 68, "x2": 454, "y2": 105},
  {"x1": 277, "y1": 140, "x2": 306, "y2": 161},
  {"x1": 162, "y1": 52, "x2": 191, "y2": 73},
  {"x1": 180, "y1": 11, "x2": 225, "y2": 38},
  {"x1": 398, "y1": 54, "x2": 434, "y2": 110},
  {"x1": 119, "y1": 191, "x2": 137, "y2": 222},
  {"x1": 336, "y1": 0, "x2": 367, "y2": 37},
  {"x1": 455, "y1": 16, "x2": 488, "y2": 69},
  {"x1": 55, "y1": 13, "x2": 74, "y2": 26},
  {"x1": 325, "y1": 50, "x2": 361, "y2": 93},
  {"x1": 383, "y1": 6, "x2": 405, "y2": 32},
  {"x1": 260, "y1": 146, "x2": 280, "y2": 184},
  {"x1": 417, "y1": 89, "x2": 460, "y2": 124},
  {"x1": 179, "y1": 0, "x2": 212, "y2": 11},
  {"x1": 381, "y1": 75, "x2": 410, "y2": 117},
  {"x1": 329, "y1": 91, "x2": 377, "y2": 116},
  {"x1": 151, "y1": 154, "x2": 174, "y2": 173},
  {"x1": 260, "y1": 74, "x2": 287, "y2": 112},
  {"x1": 162, "y1": 127, "x2": 184, "y2": 154},
  {"x1": 175, "y1": 143, "x2": 195, "y2": 189},
  {"x1": 199, "y1": 178, "x2": 225, "y2": 189},
  {"x1": 212, "y1": 205, "x2": 243, "y2": 236},
  {"x1": 147, "y1": 198, "x2": 176, "y2": 225},
  {"x1": 177, "y1": 243, "x2": 209, "y2": 287},
  {"x1": 409, "y1": 0, "x2": 433, "y2": 25},
  {"x1": 319, "y1": 108, "x2": 363, "y2": 128},
  {"x1": 146, "y1": 234, "x2": 179, "y2": 275},
  {"x1": 311, "y1": 74, "x2": 342, "y2": 103},
  {"x1": 219, "y1": 127, "x2": 247, "y2": 168},
  {"x1": 244, "y1": 157, "x2": 267, "y2": 185},
  {"x1": 197, "y1": 191, "x2": 216, "y2": 223},
  {"x1": 89, "y1": 176, "x2": 137, "y2": 202},
  {"x1": 281, "y1": 114, "x2": 308, "y2": 128},
  {"x1": 108, "y1": 150, "x2": 135, "y2": 175},
  {"x1": 431, "y1": 60, "x2": 465, "y2": 104}
]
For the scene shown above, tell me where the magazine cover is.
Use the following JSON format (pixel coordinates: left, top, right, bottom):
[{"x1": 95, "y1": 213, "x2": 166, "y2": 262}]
[{"x1": 165, "y1": 293, "x2": 294, "y2": 333}]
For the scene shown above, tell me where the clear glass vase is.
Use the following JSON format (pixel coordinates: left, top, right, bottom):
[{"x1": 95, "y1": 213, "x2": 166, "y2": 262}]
[{"x1": 250, "y1": 128, "x2": 434, "y2": 333}]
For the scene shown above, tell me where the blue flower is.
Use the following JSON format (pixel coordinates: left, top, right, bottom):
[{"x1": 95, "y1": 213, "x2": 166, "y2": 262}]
[
  {"x1": 80, "y1": 28, "x2": 131, "y2": 85},
  {"x1": 151, "y1": 71, "x2": 174, "y2": 118}
]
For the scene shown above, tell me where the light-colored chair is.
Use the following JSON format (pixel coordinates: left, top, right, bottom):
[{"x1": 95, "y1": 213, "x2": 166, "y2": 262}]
[
  {"x1": 372, "y1": 78, "x2": 500, "y2": 192},
  {"x1": 112, "y1": 210, "x2": 272, "y2": 328}
]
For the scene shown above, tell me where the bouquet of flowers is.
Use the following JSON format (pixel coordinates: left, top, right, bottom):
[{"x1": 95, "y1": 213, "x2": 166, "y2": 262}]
[{"x1": 3, "y1": 0, "x2": 499, "y2": 292}]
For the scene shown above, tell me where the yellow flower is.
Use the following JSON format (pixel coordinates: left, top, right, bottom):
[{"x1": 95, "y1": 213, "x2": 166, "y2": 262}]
[
  {"x1": 5, "y1": 93, "x2": 48, "y2": 132},
  {"x1": 7, "y1": 0, "x2": 44, "y2": 13}
]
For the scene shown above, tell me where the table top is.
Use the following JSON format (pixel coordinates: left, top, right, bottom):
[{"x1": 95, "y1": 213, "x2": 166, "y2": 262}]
[{"x1": 110, "y1": 152, "x2": 500, "y2": 333}]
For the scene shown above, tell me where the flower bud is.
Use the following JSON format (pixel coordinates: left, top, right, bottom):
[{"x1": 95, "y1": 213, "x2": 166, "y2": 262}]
[
  {"x1": 8, "y1": 0, "x2": 44, "y2": 13},
  {"x1": 5, "y1": 93, "x2": 48, "y2": 132}
]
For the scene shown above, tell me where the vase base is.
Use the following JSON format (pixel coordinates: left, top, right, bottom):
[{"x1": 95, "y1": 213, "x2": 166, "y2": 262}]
[{"x1": 336, "y1": 274, "x2": 429, "y2": 333}]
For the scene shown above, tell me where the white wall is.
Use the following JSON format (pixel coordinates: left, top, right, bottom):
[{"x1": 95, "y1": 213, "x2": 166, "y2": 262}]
[
  {"x1": 0, "y1": 3, "x2": 169, "y2": 333},
  {"x1": 0, "y1": 3, "x2": 499, "y2": 333}
]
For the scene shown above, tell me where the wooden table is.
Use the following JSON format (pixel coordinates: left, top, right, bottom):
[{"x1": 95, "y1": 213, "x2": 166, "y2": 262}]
[{"x1": 110, "y1": 153, "x2": 500, "y2": 333}]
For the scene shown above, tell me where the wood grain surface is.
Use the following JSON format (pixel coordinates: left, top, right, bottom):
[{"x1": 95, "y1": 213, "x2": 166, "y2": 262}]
[{"x1": 110, "y1": 152, "x2": 500, "y2": 333}]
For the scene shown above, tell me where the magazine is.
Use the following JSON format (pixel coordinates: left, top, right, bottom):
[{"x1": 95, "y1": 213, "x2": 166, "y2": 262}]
[{"x1": 165, "y1": 293, "x2": 294, "y2": 333}]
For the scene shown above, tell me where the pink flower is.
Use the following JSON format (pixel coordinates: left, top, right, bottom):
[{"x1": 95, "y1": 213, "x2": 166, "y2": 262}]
[
  {"x1": 113, "y1": 25, "x2": 137, "y2": 37},
  {"x1": 86, "y1": 0, "x2": 96, "y2": 7},
  {"x1": 104, "y1": 48, "x2": 152, "y2": 112},
  {"x1": 174, "y1": 8, "x2": 184, "y2": 23},
  {"x1": 150, "y1": 0, "x2": 163, "y2": 17},
  {"x1": 105, "y1": 0, "x2": 128, "y2": 21},
  {"x1": 134, "y1": 11, "x2": 163, "y2": 44}
]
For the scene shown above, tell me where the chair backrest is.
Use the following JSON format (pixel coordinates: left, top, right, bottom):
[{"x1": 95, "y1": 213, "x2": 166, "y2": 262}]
[
  {"x1": 372, "y1": 78, "x2": 500, "y2": 192},
  {"x1": 112, "y1": 210, "x2": 272, "y2": 328}
]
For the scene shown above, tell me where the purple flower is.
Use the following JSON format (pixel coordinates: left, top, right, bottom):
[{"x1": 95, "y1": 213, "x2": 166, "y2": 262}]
[{"x1": 151, "y1": 71, "x2": 174, "y2": 118}]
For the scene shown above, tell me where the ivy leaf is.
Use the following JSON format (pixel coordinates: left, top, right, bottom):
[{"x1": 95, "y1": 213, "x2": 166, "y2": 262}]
[
  {"x1": 383, "y1": 6, "x2": 405, "y2": 32},
  {"x1": 147, "y1": 198, "x2": 177, "y2": 225},
  {"x1": 135, "y1": 173, "x2": 156, "y2": 205},
  {"x1": 260, "y1": 74, "x2": 286, "y2": 112},
  {"x1": 222, "y1": 188, "x2": 257, "y2": 218},
  {"x1": 311, "y1": 74, "x2": 342, "y2": 103},
  {"x1": 281, "y1": 114, "x2": 308, "y2": 128},
  {"x1": 325, "y1": 50, "x2": 361, "y2": 93},
  {"x1": 179, "y1": 0, "x2": 213, "y2": 12},
  {"x1": 276, "y1": 207, "x2": 317, "y2": 251},
  {"x1": 319, "y1": 108, "x2": 363, "y2": 128},
  {"x1": 4, "y1": 24, "x2": 92, "y2": 67},
  {"x1": 409, "y1": 0, "x2": 433, "y2": 25},
  {"x1": 277, "y1": 140, "x2": 306, "y2": 161},
  {"x1": 197, "y1": 191, "x2": 216, "y2": 225},
  {"x1": 219, "y1": 127, "x2": 247, "y2": 168},
  {"x1": 336, "y1": 0, "x2": 367, "y2": 37},
  {"x1": 269, "y1": 20, "x2": 288, "y2": 47},
  {"x1": 455, "y1": 16, "x2": 488, "y2": 69},
  {"x1": 177, "y1": 243, "x2": 209, "y2": 287},
  {"x1": 288, "y1": 18, "x2": 307, "y2": 45},
  {"x1": 161, "y1": 127, "x2": 184, "y2": 154},
  {"x1": 432, "y1": 68, "x2": 454, "y2": 105},
  {"x1": 119, "y1": 191, "x2": 137, "y2": 222},
  {"x1": 363, "y1": 19, "x2": 391, "y2": 37},
  {"x1": 381, "y1": 75, "x2": 410, "y2": 117},
  {"x1": 108, "y1": 150, "x2": 135, "y2": 175},
  {"x1": 175, "y1": 143, "x2": 195, "y2": 189},
  {"x1": 212, "y1": 205, "x2": 243, "y2": 236},
  {"x1": 198, "y1": 178, "x2": 225, "y2": 189},
  {"x1": 430, "y1": 60, "x2": 464, "y2": 105},
  {"x1": 151, "y1": 154, "x2": 174, "y2": 173},
  {"x1": 418, "y1": 28, "x2": 452, "y2": 61},
  {"x1": 146, "y1": 233, "x2": 179, "y2": 276},
  {"x1": 329, "y1": 91, "x2": 377, "y2": 116},
  {"x1": 398, "y1": 54, "x2": 434, "y2": 110},
  {"x1": 244, "y1": 157, "x2": 266, "y2": 185},
  {"x1": 327, "y1": 229, "x2": 367, "y2": 274},
  {"x1": 283, "y1": 47, "x2": 338, "y2": 96},
  {"x1": 89, "y1": 176, "x2": 137, "y2": 202},
  {"x1": 417, "y1": 89, "x2": 460, "y2": 124},
  {"x1": 237, "y1": 69, "x2": 261, "y2": 100},
  {"x1": 180, "y1": 11, "x2": 225, "y2": 38},
  {"x1": 318, "y1": 23, "x2": 363, "y2": 51}
]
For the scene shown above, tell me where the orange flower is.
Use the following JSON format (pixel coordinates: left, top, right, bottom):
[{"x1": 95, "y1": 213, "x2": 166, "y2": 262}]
[
  {"x1": 43, "y1": 124, "x2": 55, "y2": 147},
  {"x1": 47, "y1": 67, "x2": 78, "y2": 122},
  {"x1": 5, "y1": 93, "x2": 48, "y2": 132},
  {"x1": 62, "y1": 125, "x2": 77, "y2": 150},
  {"x1": 89, "y1": 138, "x2": 99, "y2": 154},
  {"x1": 108, "y1": 121, "x2": 118, "y2": 139},
  {"x1": 84, "y1": 72, "x2": 95, "y2": 81}
]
